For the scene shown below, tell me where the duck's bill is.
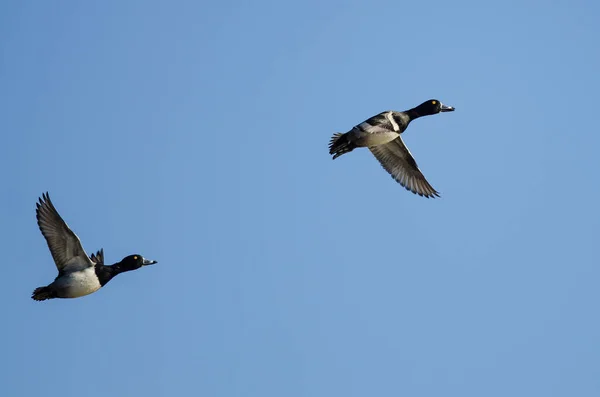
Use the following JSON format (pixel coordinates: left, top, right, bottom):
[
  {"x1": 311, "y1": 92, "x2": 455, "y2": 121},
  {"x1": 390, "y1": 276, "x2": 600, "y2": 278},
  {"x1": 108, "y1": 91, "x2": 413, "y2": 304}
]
[
  {"x1": 142, "y1": 258, "x2": 158, "y2": 266},
  {"x1": 440, "y1": 103, "x2": 455, "y2": 112}
]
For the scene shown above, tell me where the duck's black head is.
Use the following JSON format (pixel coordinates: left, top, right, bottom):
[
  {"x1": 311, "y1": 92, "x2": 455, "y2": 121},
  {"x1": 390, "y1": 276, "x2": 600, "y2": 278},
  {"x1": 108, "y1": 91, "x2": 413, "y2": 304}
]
[
  {"x1": 409, "y1": 99, "x2": 455, "y2": 119},
  {"x1": 118, "y1": 254, "x2": 158, "y2": 271},
  {"x1": 95, "y1": 254, "x2": 157, "y2": 287}
]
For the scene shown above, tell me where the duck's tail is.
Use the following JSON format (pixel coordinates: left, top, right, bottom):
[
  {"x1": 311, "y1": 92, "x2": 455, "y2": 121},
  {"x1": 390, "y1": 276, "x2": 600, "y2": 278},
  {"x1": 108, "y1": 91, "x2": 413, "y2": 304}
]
[
  {"x1": 329, "y1": 132, "x2": 356, "y2": 159},
  {"x1": 32, "y1": 286, "x2": 55, "y2": 301}
]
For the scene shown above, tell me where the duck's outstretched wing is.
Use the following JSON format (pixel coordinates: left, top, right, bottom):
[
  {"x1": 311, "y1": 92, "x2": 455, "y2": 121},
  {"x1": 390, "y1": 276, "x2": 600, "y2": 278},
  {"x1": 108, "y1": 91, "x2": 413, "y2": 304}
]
[
  {"x1": 368, "y1": 137, "x2": 440, "y2": 198},
  {"x1": 36, "y1": 192, "x2": 93, "y2": 273},
  {"x1": 89, "y1": 249, "x2": 104, "y2": 266}
]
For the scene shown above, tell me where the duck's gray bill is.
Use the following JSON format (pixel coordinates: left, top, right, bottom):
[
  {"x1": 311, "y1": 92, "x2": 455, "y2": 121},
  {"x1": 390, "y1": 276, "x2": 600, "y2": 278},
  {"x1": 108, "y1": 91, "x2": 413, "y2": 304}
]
[
  {"x1": 143, "y1": 258, "x2": 158, "y2": 265},
  {"x1": 441, "y1": 103, "x2": 455, "y2": 112}
]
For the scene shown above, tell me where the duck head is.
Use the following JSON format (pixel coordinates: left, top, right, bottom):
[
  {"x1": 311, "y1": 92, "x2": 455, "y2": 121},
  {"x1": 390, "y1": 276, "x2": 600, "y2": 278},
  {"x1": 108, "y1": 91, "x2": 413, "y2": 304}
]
[
  {"x1": 118, "y1": 254, "x2": 158, "y2": 271},
  {"x1": 410, "y1": 99, "x2": 455, "y2": 118}
]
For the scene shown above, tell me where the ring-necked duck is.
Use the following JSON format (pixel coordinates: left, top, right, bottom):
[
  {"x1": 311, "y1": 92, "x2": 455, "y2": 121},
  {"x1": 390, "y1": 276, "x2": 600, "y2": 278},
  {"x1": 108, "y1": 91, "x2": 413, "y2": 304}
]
[
  {"x1": 329, "y1": 99, "x2": 455, "y2": 198},
  {"x1": 32, "y1": 193, "x2": 157, "y2": 301}
]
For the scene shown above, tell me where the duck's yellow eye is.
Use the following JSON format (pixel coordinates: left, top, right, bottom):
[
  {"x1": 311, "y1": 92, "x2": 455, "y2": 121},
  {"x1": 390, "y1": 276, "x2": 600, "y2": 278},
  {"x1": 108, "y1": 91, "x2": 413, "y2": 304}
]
[
  {"x1": 431, "y1": 100, "x2": 437, "y2": 105},
  {"x1": 133, "y1": 256, "x2": 138, "y2": 260}
]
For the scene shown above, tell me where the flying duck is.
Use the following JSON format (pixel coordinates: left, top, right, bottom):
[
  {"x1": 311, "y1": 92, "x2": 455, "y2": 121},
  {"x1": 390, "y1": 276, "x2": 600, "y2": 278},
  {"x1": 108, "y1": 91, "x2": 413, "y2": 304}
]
[
  {"x1": 32, "y1": 192, "x2": 157, "y2": 301},
  {"x1": 329, "y1": 99, "x2": 455, "y2": 198}
]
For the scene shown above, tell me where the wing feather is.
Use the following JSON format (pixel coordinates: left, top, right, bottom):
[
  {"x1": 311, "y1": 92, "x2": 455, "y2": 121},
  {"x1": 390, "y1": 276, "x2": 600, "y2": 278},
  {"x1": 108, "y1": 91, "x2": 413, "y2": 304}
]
[
  {"x1": 36, "y1": 193, "x2": 93, "y2": 273},
  {"x1": 368, "y1": 138, "x2": 440, "y2": 198}
]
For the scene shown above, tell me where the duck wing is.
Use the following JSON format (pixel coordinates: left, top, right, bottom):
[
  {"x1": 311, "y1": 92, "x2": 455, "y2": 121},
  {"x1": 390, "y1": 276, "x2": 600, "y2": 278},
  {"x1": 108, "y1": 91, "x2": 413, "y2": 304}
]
[
  {"x1": 368, "y1": 137, "x2": 440, "y2": 198},
  {"x1": 89, "y1": 249, "x2": 104, "y2": 265},
  {"x1": 36, "y1": 193, "x2": 94, "y2": 273}
]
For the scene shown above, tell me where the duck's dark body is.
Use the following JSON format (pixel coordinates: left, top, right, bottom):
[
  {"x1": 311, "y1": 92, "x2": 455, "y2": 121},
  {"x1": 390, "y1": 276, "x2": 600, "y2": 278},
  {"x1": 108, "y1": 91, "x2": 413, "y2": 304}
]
[{"x1": 329, "y1": 111, "x2": 412, "y2": 159}]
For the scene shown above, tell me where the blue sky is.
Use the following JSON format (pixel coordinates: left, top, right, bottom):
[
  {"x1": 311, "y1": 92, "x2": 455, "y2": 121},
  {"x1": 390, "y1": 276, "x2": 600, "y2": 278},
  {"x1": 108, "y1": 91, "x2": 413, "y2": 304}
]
[{"x1": 1, "y1": 0, "x2": 599, "y2": 396}]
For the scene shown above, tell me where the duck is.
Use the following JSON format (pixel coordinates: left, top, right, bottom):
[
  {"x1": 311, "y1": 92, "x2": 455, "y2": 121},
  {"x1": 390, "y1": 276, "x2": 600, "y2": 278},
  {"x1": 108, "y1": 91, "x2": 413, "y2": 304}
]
[
  {"x1": 31, "y1": 192, "x2": 157, "y2": 301},
  {"x1": 328, "y1": 99, "x2": 455, "y2": 198}
]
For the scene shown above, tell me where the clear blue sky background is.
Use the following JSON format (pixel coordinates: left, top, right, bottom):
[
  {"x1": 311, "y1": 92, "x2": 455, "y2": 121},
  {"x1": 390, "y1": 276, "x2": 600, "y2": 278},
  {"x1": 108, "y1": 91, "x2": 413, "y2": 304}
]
[{"x1": 1, "y1": 1, "x2": 599, "y2": 396}]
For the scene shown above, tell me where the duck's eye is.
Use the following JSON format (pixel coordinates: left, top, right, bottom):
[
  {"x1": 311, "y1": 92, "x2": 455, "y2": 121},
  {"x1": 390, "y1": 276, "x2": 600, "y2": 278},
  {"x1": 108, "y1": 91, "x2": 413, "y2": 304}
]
[
  {"x1": 133, "y1": 256, "x2": 138, "y2": 260},
  {"x1": 431, "y1": 100, "x2": 437, "y2": 105}
]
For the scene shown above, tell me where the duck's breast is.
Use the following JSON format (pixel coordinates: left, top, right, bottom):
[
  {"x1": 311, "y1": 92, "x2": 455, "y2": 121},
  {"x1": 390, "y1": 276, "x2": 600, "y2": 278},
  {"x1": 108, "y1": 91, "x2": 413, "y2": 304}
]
[{"x1": 52, "y1": 267, "x2": 102, "y2": 298}]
